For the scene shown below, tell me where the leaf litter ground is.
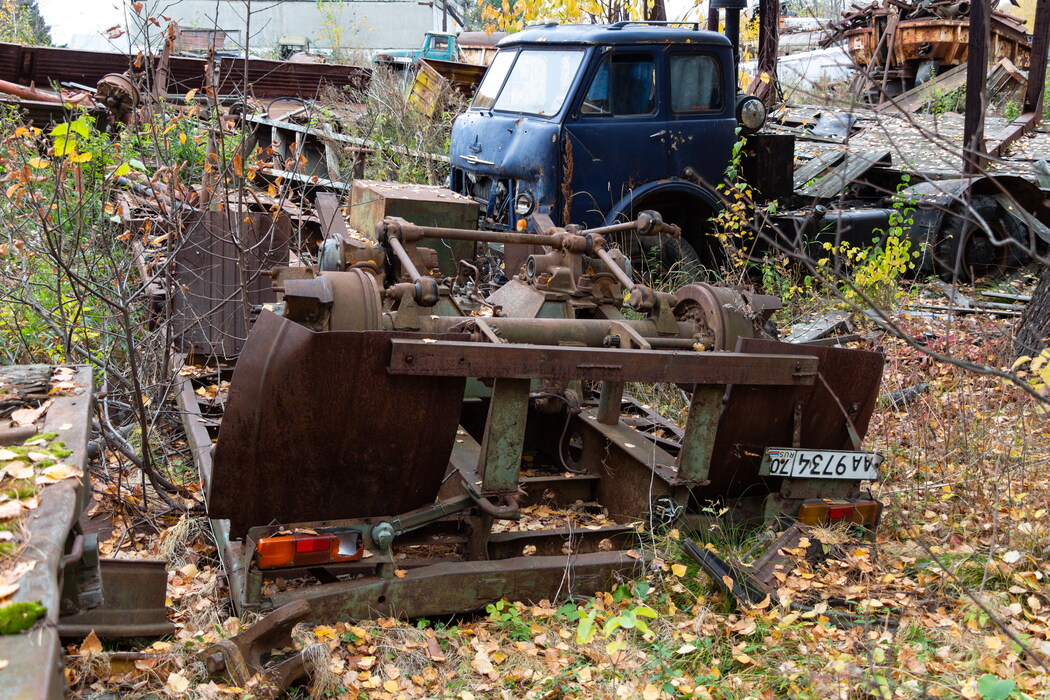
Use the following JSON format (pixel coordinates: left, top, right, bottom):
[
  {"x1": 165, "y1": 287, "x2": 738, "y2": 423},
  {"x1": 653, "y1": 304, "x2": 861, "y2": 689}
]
[{"x1": 66, "y1": 285, "x2": 1050, "y2": 700}]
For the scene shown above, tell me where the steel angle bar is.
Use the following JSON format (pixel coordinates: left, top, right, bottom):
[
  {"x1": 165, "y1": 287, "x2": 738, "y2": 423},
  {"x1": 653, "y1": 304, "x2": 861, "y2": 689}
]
[
  {"x1": 264, "y1": 552, "x2": 643, "y2": 621},
  {"x1": 388, "y1": 339, "x2": 819, "y2": 385}
]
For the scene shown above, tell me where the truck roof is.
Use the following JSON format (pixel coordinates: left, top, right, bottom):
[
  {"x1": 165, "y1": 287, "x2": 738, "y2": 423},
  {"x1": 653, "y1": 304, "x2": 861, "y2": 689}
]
[{"x1": 496, "y1": 22, "x2": 732, "y2": 48}]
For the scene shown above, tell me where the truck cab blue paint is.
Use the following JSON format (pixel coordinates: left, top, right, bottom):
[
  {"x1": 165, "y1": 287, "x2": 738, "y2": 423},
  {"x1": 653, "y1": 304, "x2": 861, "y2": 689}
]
[
  {"x1": 449, "y1": 24, "x2": 737, "y2": 244},
  {"x1": 375, "y1": 32, "x2": 460, "y2": 67}
]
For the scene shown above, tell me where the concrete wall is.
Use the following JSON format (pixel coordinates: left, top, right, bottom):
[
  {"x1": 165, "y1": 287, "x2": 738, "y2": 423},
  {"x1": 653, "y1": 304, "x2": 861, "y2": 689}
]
[{"x1": 163, "y1": 0, "x2": 440, "y2": 54}]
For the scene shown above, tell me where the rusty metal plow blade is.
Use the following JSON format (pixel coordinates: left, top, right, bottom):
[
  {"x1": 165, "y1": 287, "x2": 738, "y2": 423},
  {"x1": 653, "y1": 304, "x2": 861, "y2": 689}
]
[{"x1": 210, "y1": 310, "x2": 468, "y2": 538}]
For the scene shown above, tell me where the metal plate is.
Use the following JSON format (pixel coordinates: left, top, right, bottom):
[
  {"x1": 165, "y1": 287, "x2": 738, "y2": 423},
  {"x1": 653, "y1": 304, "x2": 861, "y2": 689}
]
[
  {"x1": 759, "y1": 448, "x2": 882, "y2": 480},
  {"x1": 696, "y1": 339, "x2": 884, "y2": 501},
  {"x1": 209, "y1": 311, "x2": 468, "y2": 538}
]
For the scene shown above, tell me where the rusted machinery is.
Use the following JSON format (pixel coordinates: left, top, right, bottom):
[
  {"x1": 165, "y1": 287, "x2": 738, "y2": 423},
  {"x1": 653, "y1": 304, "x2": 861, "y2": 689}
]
[{"x1": 201, "y1": 211, "x2": 885, "y2": 634}]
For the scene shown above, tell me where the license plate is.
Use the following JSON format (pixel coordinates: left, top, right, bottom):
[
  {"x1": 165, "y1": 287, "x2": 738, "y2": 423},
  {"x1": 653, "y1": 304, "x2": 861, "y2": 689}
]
[{"x1": 759, "y1": 448, "x2": 882, "y2": 480}]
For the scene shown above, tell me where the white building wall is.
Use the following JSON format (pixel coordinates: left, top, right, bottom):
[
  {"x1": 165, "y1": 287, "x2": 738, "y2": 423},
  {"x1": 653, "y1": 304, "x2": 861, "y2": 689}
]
[{"x1": 164, "y1": 0, "x2": 438, "y2": 54}]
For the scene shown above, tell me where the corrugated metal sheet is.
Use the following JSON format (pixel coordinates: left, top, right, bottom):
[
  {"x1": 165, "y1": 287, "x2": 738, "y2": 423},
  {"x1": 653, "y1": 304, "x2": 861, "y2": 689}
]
[
  {"x1": 0, "y1": 42, "x2": 370, "y2": 99},
  {"x1": 172, "y1": 209, "x2": 290, "y2": 359}
]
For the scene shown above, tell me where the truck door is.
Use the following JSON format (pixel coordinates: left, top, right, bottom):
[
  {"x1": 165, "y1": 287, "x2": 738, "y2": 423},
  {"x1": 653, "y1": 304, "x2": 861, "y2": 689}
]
[
  {"x1": 562, "y1": 48, "x2": 669, "y2": 228},
  {"x1": 663, "y1": 51, "x2": 736, "y2": 189}
]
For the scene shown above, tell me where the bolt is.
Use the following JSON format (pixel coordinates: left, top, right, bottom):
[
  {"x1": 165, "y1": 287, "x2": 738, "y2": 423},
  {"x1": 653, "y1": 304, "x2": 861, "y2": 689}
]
[{"x1": 404, "y1": 355, "x2": 414, "y2": 364}]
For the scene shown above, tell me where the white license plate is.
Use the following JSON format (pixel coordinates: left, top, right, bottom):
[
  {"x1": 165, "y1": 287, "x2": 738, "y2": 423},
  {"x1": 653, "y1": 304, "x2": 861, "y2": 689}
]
[{"x1": 759, "y1": 448, "x2": 882, "y2": 480}]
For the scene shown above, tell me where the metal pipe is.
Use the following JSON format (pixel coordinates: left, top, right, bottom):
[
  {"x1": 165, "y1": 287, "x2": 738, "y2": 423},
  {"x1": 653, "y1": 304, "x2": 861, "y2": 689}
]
[
  {"x1": 387, "y1": 237, "x2": 423, "y2": 282},
  {"x1": 424, "y1": 316, "x2": 698, "y2": 345},
  {"x1": 392, "y1": 221, "x2": 566, "y2": 247},
  {"x1": 594, "y1": 247, "x2": 636, "y2": 290}
]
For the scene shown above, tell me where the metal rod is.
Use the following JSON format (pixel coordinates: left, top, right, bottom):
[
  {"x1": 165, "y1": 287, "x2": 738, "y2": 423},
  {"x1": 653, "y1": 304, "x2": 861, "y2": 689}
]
[
  {"x1": 401, "y1": 222, "x2": 565, "y2": 247},
  {"x1": 387, "y1": 237, "x2": 422, "y2": 282},
  {"x1": 423, "y1": 316, "x2": 700, "y2": 346},
  {"x1": 594, "y1": 247, "x2": 636, "y2": 290}
]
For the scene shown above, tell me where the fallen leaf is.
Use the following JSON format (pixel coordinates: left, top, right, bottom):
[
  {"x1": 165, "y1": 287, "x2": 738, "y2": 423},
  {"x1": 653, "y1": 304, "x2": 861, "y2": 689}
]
[
  {"x1": 80, "y1": 630, "x2": 103, "y2": 654},
  {"x1": 0, "y1": 449, "x2": 17, "y2": 461},
  {"x1": 0, "y1": 501, "x2": 21, "y2": 520},
  {"x1": 670, "y1": 563, "x2": 687, "y2": 577},
  {"x1": 383, "y1": 679, "x2": 399, "y2": 692},
  {"x1": 394, "y1": 569, "x2": 407, "y2": 578},
  {"x1": 8, "y1": 463, "x2": 32, "y2": 479},
  {"x1": 0, "y1": 583, "x2": 18, "y2": 600},
  {"x1": 11, "y1": 399, "x2": 52, "y2": 427},
  {"x1": 166, "y1": 671, "x2": 190, "y2": 694},
  {"x1": 36, "y1": 464, "x2": 81, "y2": 484}
]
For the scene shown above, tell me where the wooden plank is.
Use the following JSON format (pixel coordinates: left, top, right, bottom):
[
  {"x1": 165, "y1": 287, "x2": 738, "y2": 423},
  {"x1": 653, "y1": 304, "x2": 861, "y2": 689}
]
[
  {"x1": 797, "y1": 150, "x2": 890, "y2": 199},
  {"x1": 793, "y1": 150, "x2": 846, "y2": 190},
  {"x1": 876, "y1": 63, "x2": 967, "y2": 114}
]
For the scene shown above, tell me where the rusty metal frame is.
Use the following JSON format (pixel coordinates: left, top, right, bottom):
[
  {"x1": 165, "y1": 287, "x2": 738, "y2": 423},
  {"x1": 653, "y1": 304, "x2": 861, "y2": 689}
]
[{"x1": 183, "y1": 322, "x2": 827, "y2": 623}]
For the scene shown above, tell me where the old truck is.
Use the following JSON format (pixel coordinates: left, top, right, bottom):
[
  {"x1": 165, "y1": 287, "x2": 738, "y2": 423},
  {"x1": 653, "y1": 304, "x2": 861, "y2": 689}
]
[
  {"x1": 374, "y1": 31, "x2": 463, "y2": 70},
  {"x1": 447, "y1": 22, "x2": 1049, "y2": 280},
  {"x1": 448, "y1": 22, "x2": 769, "y2": 270}
]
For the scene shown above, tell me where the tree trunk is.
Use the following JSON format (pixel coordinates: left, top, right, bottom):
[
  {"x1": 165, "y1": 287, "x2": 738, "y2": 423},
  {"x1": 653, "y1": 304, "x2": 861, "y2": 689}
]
[
  {"x1": 1015, "y1": 264, "x2": 1050, "y2": 358},
  {"x1": 644, "y1": 0, "x2": 667, "y2": 22}
]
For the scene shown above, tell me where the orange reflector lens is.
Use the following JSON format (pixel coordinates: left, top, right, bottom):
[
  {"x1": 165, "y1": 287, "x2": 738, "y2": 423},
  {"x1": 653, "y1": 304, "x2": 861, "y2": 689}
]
[
  {"x1": 516, "y1": 218, "x2": 528, "y2": 231},
  {"x1": 256, "y1": 532, "x2": 364, "y2": 569},
  {"x1": 797, "y1": 499, "x2": 881, "y2": 527}
]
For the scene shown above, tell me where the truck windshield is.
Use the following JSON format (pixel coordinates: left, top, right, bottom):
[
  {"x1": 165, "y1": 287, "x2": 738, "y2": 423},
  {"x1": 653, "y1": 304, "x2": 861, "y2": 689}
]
[
  {"x1": 473, "y1": 48, "x2": 585, "y2": 116},
  {"x1": 472, "y1": 50, "x2": 515, "y2": 110}
]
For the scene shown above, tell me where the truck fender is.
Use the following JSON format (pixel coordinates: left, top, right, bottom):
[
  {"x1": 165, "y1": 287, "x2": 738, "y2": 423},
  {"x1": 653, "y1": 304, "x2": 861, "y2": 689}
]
[{"x1": 602, "y1": 179, "x2": 723, "y2": 228}]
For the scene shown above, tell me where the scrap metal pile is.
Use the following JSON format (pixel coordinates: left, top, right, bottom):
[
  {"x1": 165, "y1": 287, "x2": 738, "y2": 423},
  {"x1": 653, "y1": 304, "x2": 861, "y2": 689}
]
[{"x1": 820, "y1": 0, "x2": 1031, "y2": 99}]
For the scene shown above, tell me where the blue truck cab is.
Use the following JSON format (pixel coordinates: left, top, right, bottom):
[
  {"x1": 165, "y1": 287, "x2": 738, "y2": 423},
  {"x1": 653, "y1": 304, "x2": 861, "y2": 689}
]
[
  {"x1": 449, "y1": 22, "x2": 767, "y2": 266},
  {"x1": 375, "y1": 32, "x2": 461, "y2": 69}
]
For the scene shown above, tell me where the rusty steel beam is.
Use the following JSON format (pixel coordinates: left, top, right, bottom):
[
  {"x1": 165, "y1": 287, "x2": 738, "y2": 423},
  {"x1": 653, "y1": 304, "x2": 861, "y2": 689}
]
[
  {"x1": 1024, "y1": 0, "x2": 1050, "y2": 116},
  {"x1": 387, "y1": 338, "x2": 819, "y2": 385},
  {"x1": 266, "y1": 552, "x2": 643, "y2": 621},
  {"x1": 963, "y1": 0, "x2": 991, "y2": 174}
]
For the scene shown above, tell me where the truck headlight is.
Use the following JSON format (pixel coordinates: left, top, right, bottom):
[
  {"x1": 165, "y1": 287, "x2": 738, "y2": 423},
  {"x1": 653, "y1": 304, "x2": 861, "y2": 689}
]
[
  {"x1": 514, "y1": 191, "x2": 535, "y2": 216},
  {"x1": 736, "y1": 95, "x2": 767, "y2": 133}
]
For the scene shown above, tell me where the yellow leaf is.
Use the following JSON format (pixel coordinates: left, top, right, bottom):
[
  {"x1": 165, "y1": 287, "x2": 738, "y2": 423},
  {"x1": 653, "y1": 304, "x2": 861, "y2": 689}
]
[
  {"x1": 383, "y1": 679, "x2": 399, "y2": 692},
  {"x1": 68, "y1": 152, "x2": 92, "y2": 163},
  {"x1": 185, "y1": 88, "x2": 198, "y2": 101},
  {"x1": 80, "y1": 630, "x2": 103, "y2": 654},
  {"x1": 670, "y1": 563, "x2": 687, "y2": 577},
  {"x1": 984, "y1": 635, "x2": 1003, "y2": 651},
  {"x1": 313, "y1": 625, "x2": 336, "y2": 639},
  {"x1": 27, "y1": 157, "x2": 49, "y2": 169},
  {"x1": 394, "y1": 569, "x2": 407, "y2": 578},
  {"x1": 642, "y1": 685, "x2": 660, "y2": 700},
  {"x1": 179, "y1": 132, "x2": 187, "y2": 144},
  {"x1": 166, "y1": 671, "x2": 190, "y2": 694}
]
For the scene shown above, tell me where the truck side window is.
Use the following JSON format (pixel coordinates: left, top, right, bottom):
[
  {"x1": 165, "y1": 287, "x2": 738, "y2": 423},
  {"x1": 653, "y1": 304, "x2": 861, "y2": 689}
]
[
  {"x1": 581, "y1": 55, "x2": 655, "y2": 117},
  {"x1": 433, "y1": 36, "x2": 450, "y2": 51},
  {"x1": 670, "y1": 54, "x2": 722, "y2": 113}
]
